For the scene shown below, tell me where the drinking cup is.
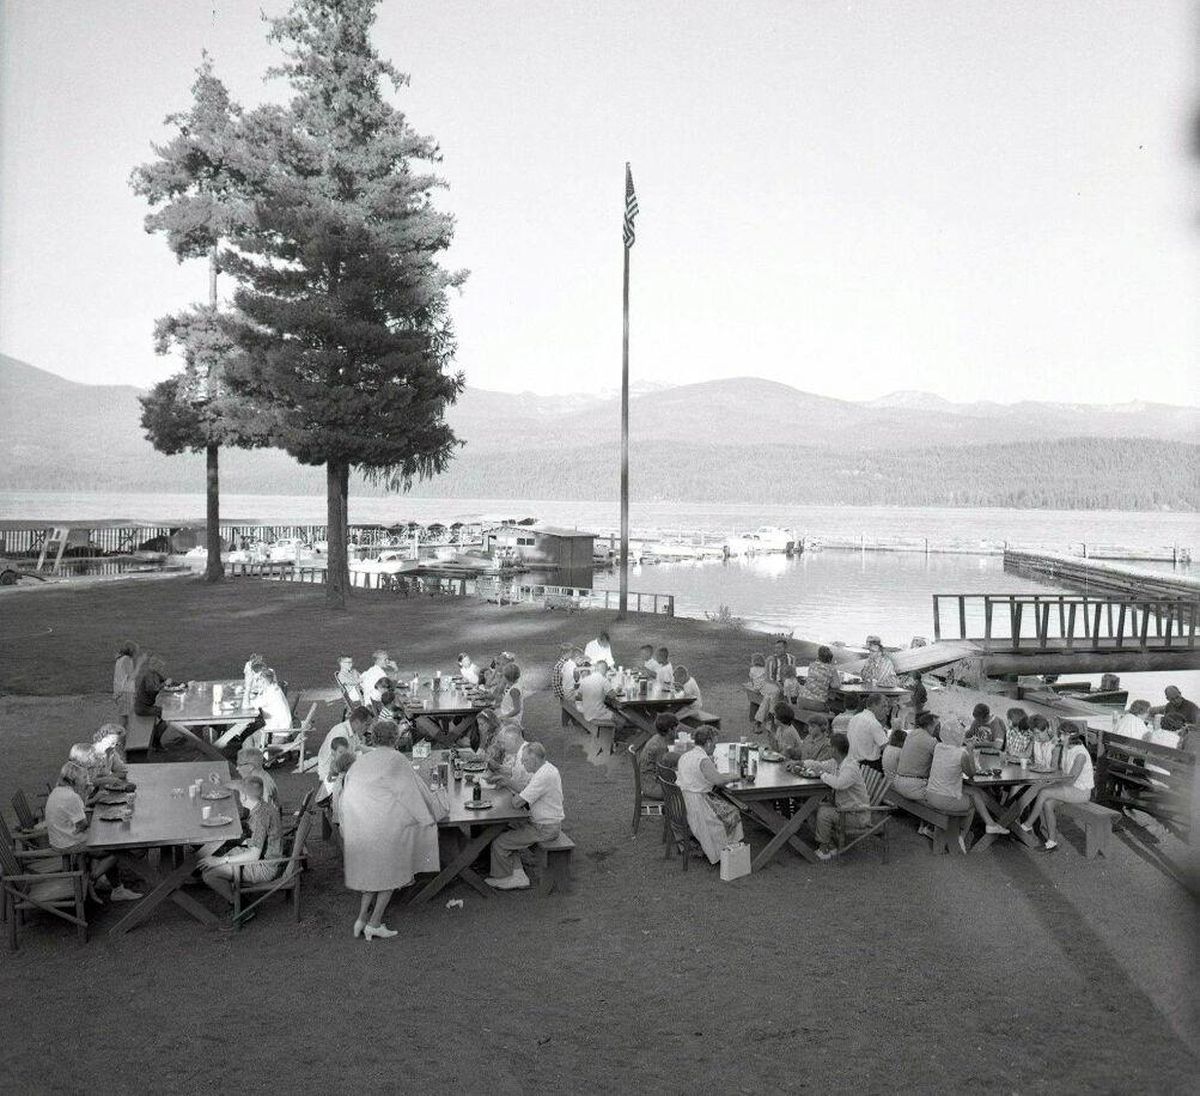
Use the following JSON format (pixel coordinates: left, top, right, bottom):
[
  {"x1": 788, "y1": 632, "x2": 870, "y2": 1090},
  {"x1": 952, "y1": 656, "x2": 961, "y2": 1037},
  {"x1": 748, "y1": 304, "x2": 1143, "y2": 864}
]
[
  {"x1": 202, "y1": 805, "x2": 212, "y2": 820},
  {"x1": 188, "y1": 785, "x2": 198, "y2": 800}
]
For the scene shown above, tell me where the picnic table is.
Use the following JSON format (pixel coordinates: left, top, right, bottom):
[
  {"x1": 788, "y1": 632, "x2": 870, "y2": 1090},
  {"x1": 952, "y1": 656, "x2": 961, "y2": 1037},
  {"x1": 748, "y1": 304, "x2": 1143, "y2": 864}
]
[
  {"x1": 402, "y1": 750, "x2": 529, "y2": 906},
  {"x1": 85, "y1": 761, "x2": 242, "y2": 936},
  {"x1": 964, "y1": 759, "x2": 1060, "y2": 854},
  {"x1": 156, "y1": 679, "x2": 257, "y2": 762},
  {"x1": 604, "y1": 680, "x2": 697, "y2": 739},
  {"x1": 399, "y1": 679, "x2": 491, "y2": 746},
  {"x1": 715, "y1": 746, "x2": 831, "y2": 870}
]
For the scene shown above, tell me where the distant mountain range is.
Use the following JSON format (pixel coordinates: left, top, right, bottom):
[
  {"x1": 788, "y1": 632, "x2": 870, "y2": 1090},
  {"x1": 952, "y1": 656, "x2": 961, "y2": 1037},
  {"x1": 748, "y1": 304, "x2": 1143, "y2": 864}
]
[{"x1": 1, "y1": 354, "x2": 1197, "y2": 509}]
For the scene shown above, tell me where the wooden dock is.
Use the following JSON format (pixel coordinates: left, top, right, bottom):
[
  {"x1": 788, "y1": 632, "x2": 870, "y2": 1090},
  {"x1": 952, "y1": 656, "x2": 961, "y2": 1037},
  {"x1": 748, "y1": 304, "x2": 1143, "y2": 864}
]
[{"x1": 1004, "y1": 548, "x2": 1199, "y2": 600}]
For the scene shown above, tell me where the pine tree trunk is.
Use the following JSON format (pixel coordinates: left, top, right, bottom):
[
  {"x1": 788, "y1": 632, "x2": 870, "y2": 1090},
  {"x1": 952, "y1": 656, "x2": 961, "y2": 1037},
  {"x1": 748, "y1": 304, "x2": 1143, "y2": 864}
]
[
  {"x1": 326, "y1": 460, "x2": 350, "y2": 608},
  {"x1": 205, "y1": 443, "x2": 223, "y2": 583}
]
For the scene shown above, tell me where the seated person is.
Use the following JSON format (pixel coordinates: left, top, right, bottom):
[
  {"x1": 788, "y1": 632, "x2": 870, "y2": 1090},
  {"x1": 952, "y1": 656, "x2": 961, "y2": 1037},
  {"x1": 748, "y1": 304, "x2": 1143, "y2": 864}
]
[
  {"x1": 639, "y1": 712, "x2": 680, "y2": 800},
  {"x1": 813, "y1": 732, "x2": 871, "y2": 861},
  {"x1": 847, "y1": 693, "x2": 891, "y2": 770},
  {"x1": 859, "y1": 636, "x2": 900, "y2": 689},
  {"x1": 881, "y1": 727, "x2": 906, "y2": 776},
  {"x1": 672, "y1": 664, "x2": 703, "y2": 721},
  {"x1": 674, "y1": 728, "x2": 743, "y2": 864},
  {"x1": 377, "y1": 687, "x2": 405, "y2": 724},
  {"x1": 1150, "y1": 686, "x2": 1200, "y2": 732},
  {"x1": 747, "y1": 653, "x2": 767, "y2": 692},
  {"x1": 335, "y1": 656, "x2": 363, "y2": 705},
  {"x1": 243, "y1": 654, "x2": 269, "y2": 701},
  {"x1": 487, "y1": 726, "x2": 531, "y2": 791},
  {"x1": 91, "y1": 725, "x2": 129, "y2": 782},
  {"x1": 767, "y1": 702, "x2": 805, "y2": 760},
  {"x1": 198, "y1": 775, "x2": 283, "y2": 900},
  {"x1": 485, "y1": 743, "x2": 564, "y2": 891},
  {"x1": 893, "y1": 711, "x2": 939, "y2": 802},
  {"x1": 45, "y1": 764, "x2": 141, "y2": 903},
  {"x1": 779, "y1": 664, "x2": 801, "y2": 704},
  {"x1": 795, "y1": 713, "x2": 834, "y2": 765},
  {"x1": 1019, "y1": 726, "x2": 1095, "y2": 852},
  {"x1": 1029, "y1": 715, "x2": 1057, "y2": 769},
  {"x1": 1115, "y1": 700, "x2": 1153, "y2": 741},
  {"x1": 640, "y1": 645, "x2": 659, "y2": 676},
  {"x1": 575, "y1": 660, "x2": 614, "y2": 723},
  {"x1": 925, "y1": 723, "x2": 1007, "y2": 843},
  {"x1": 228, "y1": 746, "x2": 279, "y2": 805},
  {"x1": 317, "y1": 706, "x2": 372, "y2": 801},
  {"x1": 796, "y1": 643, "x2": 844, "y2": 705},
  {"x1": 67, "y1": 743, "x2": 104, "y2": 795},
  {"x1": 360, "y1": 650, "x2": 399, "y2": 704},
  {"x1": 457, "y1": 652, "x2": 481, "y2": 686},
  {"x1": 133, "y1": 653, "x2": 188, "y2": 751},
  {"x1": 1005, "y1": 709, "x2": 1034, "y2": 759},
  {"x1": 554, "y1": 646, "x2": 582, "y2": 701},
  {"x1": 652, "y1": 648, "x2": 674, "y2": 687},
  {"x1": 964, "y1": 703, "x2": 1005, "y2": 750}
]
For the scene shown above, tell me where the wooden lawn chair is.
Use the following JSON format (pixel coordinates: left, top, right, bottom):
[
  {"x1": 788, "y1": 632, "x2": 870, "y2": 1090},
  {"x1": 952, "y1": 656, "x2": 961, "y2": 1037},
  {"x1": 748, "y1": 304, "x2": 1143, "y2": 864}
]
[
  {"x1": 833, "y1": 768, "x2": 894, "y2": 863},
  {"x1": 0, "y1": 828, "x2": 87, "y2": 949},
  {"x1": 627, "y1": 743, "x2": 665, "y2": 836},
  {"x1": 657, "y1": 763, "x2": 698, "y2": 871},
  {"x1": 264, "y1": 703, "x2": 318, "y2": 773},
  {"x1": 231, "y1": 809, "x2": 315, "y2": 928}
]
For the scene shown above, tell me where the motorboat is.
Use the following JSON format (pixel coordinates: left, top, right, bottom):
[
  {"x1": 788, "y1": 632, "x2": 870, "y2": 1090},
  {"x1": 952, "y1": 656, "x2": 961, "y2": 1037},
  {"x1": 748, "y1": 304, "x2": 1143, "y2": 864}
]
[{"x1": 349, "y1": 549, "x2": 419, "y2": 575}]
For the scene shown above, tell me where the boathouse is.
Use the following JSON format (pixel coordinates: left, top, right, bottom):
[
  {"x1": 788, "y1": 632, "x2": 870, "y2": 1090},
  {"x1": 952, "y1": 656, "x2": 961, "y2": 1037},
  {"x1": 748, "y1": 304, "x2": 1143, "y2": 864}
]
[{"x1": 484, "y1": 524, "x2": 595, "y2": 571}]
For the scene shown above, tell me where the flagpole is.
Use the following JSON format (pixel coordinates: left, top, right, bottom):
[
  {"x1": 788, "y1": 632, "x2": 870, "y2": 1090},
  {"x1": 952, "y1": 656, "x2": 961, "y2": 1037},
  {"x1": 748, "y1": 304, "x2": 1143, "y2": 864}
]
[{"x1": 618, "y1": 190, "x2": 631, "y2": 619}]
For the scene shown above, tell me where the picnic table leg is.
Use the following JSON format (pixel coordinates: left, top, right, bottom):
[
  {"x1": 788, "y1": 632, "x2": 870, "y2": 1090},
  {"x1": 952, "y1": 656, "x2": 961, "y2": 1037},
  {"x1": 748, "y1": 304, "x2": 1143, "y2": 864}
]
[
  {"x1": 405, "y1": 823, "x2": 505, "y2": 907},
  {"x1": 108, "y1": 841, "x2": 223, "y2": 936},
  {"x1": 969, "y1": 787, "x2": 1040, "y2": 854},
  {"x1": 168, "y1": 723, "x2": 232, "y2": 763},
  {"x1": 739, "y1": 795, "x2": 826, "y2": 870}
]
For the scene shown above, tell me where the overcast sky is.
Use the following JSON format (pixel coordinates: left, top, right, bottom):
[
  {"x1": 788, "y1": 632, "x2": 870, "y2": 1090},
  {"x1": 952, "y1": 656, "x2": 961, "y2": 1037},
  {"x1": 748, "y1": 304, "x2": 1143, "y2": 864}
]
[{"x1": 1, "y1": 1, "x2": 1196, "y2": 404}]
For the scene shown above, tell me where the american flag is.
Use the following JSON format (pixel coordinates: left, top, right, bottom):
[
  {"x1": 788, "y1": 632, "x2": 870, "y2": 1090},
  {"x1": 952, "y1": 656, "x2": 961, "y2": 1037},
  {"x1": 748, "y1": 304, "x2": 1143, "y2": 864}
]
[{"x1": 623, "y1": 163, "x2": 639, "y2": 248}]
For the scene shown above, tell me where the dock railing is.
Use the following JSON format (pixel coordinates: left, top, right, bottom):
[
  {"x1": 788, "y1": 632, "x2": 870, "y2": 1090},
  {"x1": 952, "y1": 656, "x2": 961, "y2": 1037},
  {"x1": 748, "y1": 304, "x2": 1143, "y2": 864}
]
[{"x1": 933, "y1": 593, "x2": 1198, "y2": 652}]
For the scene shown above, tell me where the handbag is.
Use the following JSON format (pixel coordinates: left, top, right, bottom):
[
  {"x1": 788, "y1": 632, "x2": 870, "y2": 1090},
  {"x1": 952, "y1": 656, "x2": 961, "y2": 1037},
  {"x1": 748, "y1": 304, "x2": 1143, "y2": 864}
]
[{"x1": 719, "y1": 841, "x2": 751, "y2": 882}]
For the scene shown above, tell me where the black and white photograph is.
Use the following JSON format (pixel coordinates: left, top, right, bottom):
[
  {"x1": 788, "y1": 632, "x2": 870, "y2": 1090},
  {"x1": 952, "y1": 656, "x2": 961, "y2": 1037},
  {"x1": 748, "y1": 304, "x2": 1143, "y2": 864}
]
[{"x1": 0, "y1": 1, "x2": 1196, "y2": 1092}]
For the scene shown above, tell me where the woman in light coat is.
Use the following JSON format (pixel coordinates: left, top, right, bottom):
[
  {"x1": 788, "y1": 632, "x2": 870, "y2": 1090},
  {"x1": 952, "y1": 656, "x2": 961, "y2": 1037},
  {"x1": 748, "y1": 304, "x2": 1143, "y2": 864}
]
[{"x1": 340, "y1": 720, "x2": 448, "y2": 940}]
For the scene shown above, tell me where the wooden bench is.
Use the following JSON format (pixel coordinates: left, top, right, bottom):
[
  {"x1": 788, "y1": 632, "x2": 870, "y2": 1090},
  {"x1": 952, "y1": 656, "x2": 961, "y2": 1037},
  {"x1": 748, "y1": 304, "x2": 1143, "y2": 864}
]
[
  {"x1": 124, "y1": 712, "x2": 157, "y2": 755},
  {"x1": 543, "y1": 593, "x2": 579, "y2": 613},
  {"x1": 533, "y1": 831, "x2": 575, "y2": 895},
  {"x1": 884, "y1": 789, "x2": 973, "y2": 855},
  {"x1": 561, "y1": 698, "x2": 617, "y2": 756},
  {"x1": 1096, "y1": 729, "x2": 1196, "y2": 844},
  {"x1": 1057, "y1": 800, "x2": 1119, "y2": 859},
  {"x1": 681, "y1": 710, "x2": 722, "y2": 730}
]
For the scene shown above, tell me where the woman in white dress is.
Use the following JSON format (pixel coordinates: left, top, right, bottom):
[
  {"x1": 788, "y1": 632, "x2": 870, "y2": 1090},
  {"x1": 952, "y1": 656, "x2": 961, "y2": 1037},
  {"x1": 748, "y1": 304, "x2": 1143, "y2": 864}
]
[
  {"x1": 340, "y1": 720, "x2": 448, "y2": 940},
  {"x1": 675, "y1": 727, "x2": 743, "y2": 863}
]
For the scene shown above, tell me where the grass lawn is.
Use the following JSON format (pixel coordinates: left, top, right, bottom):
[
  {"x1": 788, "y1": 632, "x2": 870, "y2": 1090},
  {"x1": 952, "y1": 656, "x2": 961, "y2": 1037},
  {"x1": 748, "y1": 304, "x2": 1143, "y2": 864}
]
[{"x1": 0, "y1": 575, "x2": 1196, "y2": 1094}]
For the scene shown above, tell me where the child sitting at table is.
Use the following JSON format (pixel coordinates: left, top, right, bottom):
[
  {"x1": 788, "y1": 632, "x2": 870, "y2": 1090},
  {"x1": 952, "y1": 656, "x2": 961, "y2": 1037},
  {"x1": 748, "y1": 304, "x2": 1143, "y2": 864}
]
[
  {"x1": 336, "y1": 656, "x2": 363, "y2": 705},
  {"x1": 1005, "y1": 709, "x2": 1034, "y2": 760},
  {"x1": 780, "y1": 664, "x2": 801, "y2": 703},
  {"x1": 747, "y1": 653, "x2": 767, "y2": 691},
  {"x1": 1030, "y1": 715, "x2": 1057, "y2": 769}
]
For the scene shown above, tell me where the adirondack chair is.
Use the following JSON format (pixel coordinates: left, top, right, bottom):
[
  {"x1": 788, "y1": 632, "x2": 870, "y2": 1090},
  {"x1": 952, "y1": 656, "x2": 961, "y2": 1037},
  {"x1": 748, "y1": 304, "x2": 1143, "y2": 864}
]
[
  {"x1": 12, "y1": 789, "x2": 40, "y2": 830},
  {"x1": 283, "y1": 787, "x2": 317, "y2": 841},
  {"x1": 627, "y1": 743, "x2": 665, "y2": 837},
  {"x1": 10, "y1": 791, "x2": 48, "y2": 847},
  {"x1": 833, "y1": 768, "x2": 894, "y2": 863},
  {"x1": 657, "y1": 763, "x2": 698, "y2": 871},
  {"x1": 264, "y1": 703, "x2": 318, "y2": 773},
  {"x1": 231, "y1": 808, "x2": 315, "y2": 928},
  {"x1": 0, "y1": 827, "x2": 87, "y2": 948}
]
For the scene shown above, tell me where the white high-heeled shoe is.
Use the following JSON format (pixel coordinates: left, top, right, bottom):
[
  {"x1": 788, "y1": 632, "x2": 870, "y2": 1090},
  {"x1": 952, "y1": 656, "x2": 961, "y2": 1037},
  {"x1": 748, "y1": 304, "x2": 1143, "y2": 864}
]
[
  {"x1": 353, "y1": 919, "x2": 366, "y2": 938},
  {"x1": 363, "y1": 923, "x2": 398, "y2": 941}
]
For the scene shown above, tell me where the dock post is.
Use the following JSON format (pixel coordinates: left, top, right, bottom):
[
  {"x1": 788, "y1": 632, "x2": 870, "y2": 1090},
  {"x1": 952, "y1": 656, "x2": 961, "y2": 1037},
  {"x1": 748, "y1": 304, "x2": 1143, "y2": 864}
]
[
  {"x1": 1082, "y1": 542, "x2": 1088, "y2": 559},
  {"x1": 924, "y1": 537, "x2": 929, "y2": 557}
]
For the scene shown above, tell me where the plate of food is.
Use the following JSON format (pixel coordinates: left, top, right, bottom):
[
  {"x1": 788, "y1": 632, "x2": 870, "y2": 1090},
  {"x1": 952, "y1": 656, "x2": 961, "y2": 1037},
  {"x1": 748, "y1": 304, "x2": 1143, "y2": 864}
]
[
  {"x1": 1029, "y1": 765, "x2": 1056, "y2": 774},
  {"x1": 760, "y1": 749, "x2": 786, "y2": 763},
  {"x1": 201, "y1": 790, "x2": 231, "y2": 801},
  {"x1": 464, "y1": 799, "x2": 494, "y2": 810},
  {"x1": 98, "y1": 811, "x2": 128, "y2": 822},
  {"x1": 460, "y1": 760, "x2": 486, "y2": 773},
  {"x1": 200, "y1": 815, "x2": 234, "y2": 828}
]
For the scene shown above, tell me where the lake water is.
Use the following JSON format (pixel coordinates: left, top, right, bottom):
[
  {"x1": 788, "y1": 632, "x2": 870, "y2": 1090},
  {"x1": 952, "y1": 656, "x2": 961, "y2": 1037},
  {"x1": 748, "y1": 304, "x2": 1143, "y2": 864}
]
[{"x1": 4, "y1": 490, "x2": 1196, "y2": 704}]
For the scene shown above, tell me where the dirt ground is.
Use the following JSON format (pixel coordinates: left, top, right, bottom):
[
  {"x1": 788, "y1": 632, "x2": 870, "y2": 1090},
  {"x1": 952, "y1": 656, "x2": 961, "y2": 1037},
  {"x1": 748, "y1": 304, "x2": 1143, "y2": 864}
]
[{"x1": 0, "y1": 575, "x2": 1197, "y2": 1095}]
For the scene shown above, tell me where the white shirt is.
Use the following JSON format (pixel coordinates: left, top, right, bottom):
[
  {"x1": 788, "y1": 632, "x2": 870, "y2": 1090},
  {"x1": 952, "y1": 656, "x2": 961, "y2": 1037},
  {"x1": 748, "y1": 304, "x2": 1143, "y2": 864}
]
[
  {"x1": 847, "y1": 710, "x2": 888, "y2": 763},
  {"x1": 677, "y1": 677, "x2": 702, "y2": 715},
  {"x1": 1062, "y1": 743, "x2": 1095, "y2": 792},
  {"x1": 559, "y1": 658, "x2": 578, "y2": 696},
  {"x1": 656, "y1": 662, "x2": 675, "y2": 687},
  {"x1": 518, "y1": 761, "x2": 564, "y2": 825},
  {"x1": 644, "y1": 658, "x2": 662, "y2": 676},
  {"x1": 360, "y1": 663, "x2": 389, "y2": 698},
  {"x1": 1114, "y1": 713, "x2": 1151, "y2": 741},
  {"x1": 317, "y1": 720, "x2": 361, "y2": 782},
  {"x1": 584, "y1": 639, "x2": 613, "y2": 666},
  {"x1": 45, "y1": 786, "x2": 86, "y2": 850},
  {"x1": 259, "y1": 684, "x2": 293, "y2": 731},
  {"x1": 577, "y1": 671, "x2": 611, "y2": 722}
]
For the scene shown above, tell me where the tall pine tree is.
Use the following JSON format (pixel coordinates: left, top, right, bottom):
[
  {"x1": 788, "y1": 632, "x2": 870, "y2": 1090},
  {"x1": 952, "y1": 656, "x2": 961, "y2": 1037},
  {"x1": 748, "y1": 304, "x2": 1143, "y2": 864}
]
[
  {"x1": 226, "y1": 0, "x2": 465, "y2": 607},
  {"x1": 131, "y1": 55, "x2": 268, "y2": 581}
]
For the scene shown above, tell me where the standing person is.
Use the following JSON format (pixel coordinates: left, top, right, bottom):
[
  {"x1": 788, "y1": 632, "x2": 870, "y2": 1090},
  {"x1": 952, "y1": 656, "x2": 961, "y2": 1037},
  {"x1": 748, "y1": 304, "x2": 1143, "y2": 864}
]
[
  {"x1": 860, "y1": 636, "x2": 900, "y2": 689},
  {"x1": 584, "y1": 632, "x2": 615, "y2": 668},
  {"x1": 812, "y1": 732, "x2": 870, "y2": 861},
  {"x1": 112, "y1": 641, "x2": 140, "y2": 728},
  {"x1": 197, "y1": 775, "x2": 282, "y2": 901},
  {"x1": 756, "y1": 638, "x2": 796, "y2": 727},
  {"x1": 317, "y1": 706, "x2": 372, "y2": 800},
  {"x1": 847, "y1": 694, "x2": 891, "y2": 771},
  {"x1": 675, "y1": 728, "x2": 743, "y2": 863},
  {"x1": 486, "y1": 742, "x2": 564, "y2": 891},
  {"x1": 339, "y1": 721, "x2": 447, "y2": 939}
]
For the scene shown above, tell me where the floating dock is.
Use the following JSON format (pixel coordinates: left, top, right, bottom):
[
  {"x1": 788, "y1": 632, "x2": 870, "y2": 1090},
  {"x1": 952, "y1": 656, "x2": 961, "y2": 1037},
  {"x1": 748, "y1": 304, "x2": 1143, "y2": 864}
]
[{"x1": 1003, "y1": 549, "x2": 1200, "y2": 601}]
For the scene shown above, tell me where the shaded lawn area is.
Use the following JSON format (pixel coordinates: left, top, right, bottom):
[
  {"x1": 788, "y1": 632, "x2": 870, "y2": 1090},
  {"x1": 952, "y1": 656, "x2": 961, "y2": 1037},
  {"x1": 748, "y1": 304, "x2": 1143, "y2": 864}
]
[{"x1": 0, "y1": 576, "x2": 1197, "y2": 1094}]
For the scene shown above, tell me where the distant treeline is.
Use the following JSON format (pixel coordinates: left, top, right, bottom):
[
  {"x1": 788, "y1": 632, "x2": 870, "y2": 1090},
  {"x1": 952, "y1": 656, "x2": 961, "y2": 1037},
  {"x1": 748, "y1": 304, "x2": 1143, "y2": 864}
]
[{"x1": 4, "y1": 436, "x2": 1196, "y2": 511}]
